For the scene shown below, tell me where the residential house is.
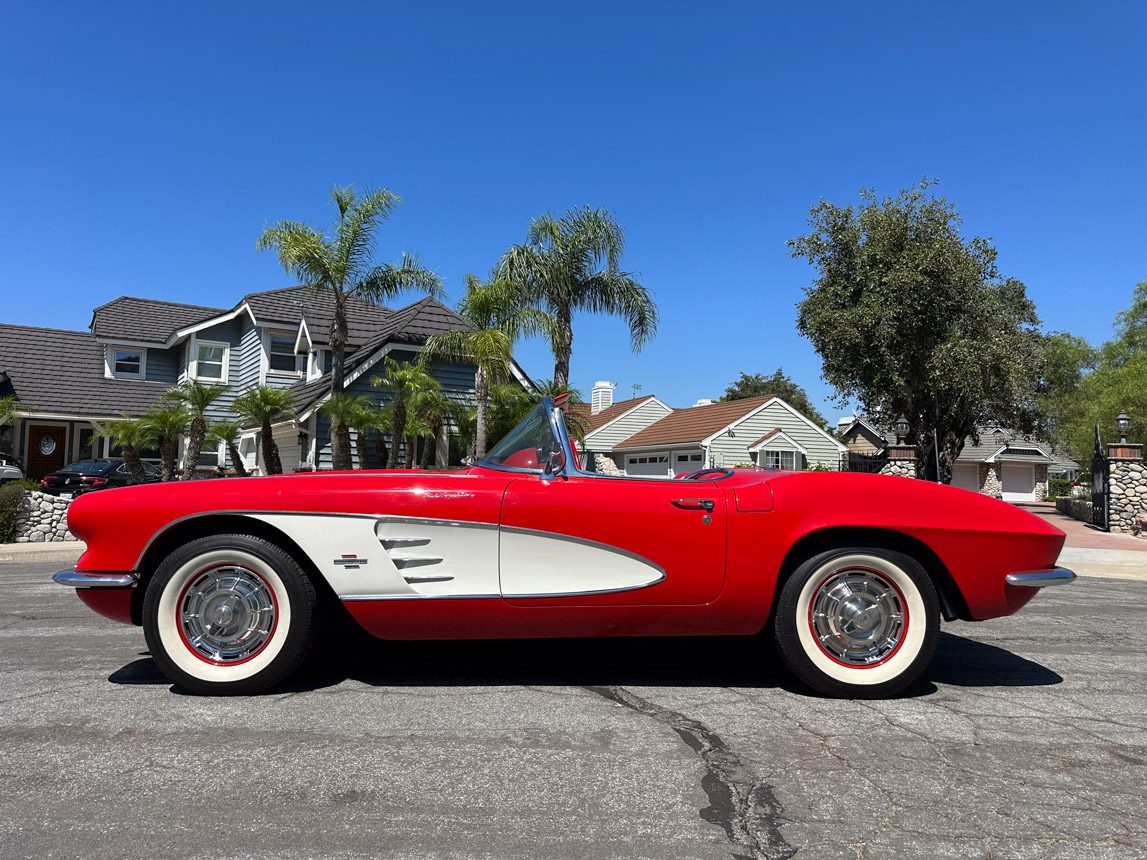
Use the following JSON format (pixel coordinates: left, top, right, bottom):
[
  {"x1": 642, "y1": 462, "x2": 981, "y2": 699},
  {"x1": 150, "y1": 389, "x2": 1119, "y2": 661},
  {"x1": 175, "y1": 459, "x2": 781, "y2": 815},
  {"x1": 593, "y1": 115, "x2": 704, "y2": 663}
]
[
  {"x1": 572, "y1": 381, "x2": 674, "y2": 472},
  {"x1": 837, "y1": 418, "x2": 1081, "y2": 501},
  {"x1": 0, "y1": 286, "x2": 499, "y2": 479}
]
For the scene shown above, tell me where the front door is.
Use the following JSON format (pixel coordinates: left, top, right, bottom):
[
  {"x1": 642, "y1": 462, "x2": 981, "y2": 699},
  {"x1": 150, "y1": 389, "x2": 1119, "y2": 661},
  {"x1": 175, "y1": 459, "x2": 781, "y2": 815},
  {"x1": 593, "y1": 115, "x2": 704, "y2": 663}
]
[
  {"x1": 499, "y1": 474, "x2": 727, "y2": 605},
  {"x1": 26, "y1": 425, "x2": 67, "y2": 480}
]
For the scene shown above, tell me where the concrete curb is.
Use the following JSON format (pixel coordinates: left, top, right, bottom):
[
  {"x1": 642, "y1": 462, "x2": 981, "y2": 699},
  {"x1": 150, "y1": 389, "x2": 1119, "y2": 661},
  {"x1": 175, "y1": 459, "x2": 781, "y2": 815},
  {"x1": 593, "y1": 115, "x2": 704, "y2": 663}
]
[{"x1": 0, "y1": 541, "x2": 85, "y2": 564}]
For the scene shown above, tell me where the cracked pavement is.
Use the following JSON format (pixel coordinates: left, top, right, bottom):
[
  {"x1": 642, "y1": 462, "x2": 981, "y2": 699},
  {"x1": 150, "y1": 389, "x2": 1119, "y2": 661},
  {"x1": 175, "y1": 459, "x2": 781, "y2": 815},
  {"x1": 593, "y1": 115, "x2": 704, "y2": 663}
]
[{"x1": 2, "y1": 560, "x2": 1145, "y2": 859}]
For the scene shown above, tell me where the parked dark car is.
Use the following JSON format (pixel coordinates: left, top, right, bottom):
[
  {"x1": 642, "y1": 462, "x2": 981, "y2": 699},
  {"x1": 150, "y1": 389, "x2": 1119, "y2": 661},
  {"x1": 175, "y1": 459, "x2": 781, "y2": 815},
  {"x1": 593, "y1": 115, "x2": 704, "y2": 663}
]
[{"x1": 40, "y1": 458, "x2": 160, "y2": 498}]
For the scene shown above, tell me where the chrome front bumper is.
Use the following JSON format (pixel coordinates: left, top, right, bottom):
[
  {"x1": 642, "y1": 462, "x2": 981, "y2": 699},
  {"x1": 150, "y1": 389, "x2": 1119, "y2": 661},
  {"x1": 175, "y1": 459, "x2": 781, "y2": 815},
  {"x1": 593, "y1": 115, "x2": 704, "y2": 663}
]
[
  {"x1": 1005, "y1": 568, "x2": 1076, "y2": 588},
  {"x1": 53, "y1": 570, "x2": 138, "y2": 588}
]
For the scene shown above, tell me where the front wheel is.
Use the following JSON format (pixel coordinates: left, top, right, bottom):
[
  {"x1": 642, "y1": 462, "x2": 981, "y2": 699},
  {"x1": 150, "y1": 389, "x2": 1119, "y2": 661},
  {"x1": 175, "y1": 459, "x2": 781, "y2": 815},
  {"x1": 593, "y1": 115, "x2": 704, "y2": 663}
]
[
  {"x1": 774, "y1": 547, "x2": 939, "y2": 699},
  {"x1": 143, "y1": 534, "x2": 318, "y2": 695}
]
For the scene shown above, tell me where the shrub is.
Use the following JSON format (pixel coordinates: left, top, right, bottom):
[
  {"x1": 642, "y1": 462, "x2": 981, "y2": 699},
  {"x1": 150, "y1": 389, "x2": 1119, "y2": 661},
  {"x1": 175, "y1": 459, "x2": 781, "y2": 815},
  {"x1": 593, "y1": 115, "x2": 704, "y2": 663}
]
[
  {"x1": 1045, "y1": 476, "x2": 1073, "y2": 501},
  {"x1": 0, "y1": 483, "x2": 28, "y2": 543}
]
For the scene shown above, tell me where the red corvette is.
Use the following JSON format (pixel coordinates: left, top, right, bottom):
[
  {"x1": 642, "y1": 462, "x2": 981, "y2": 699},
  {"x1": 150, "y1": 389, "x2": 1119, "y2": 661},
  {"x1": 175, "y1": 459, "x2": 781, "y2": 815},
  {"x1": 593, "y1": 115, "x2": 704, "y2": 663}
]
[{"x1": 54, "y1": 397, "x2": 1074, "y2": 698}]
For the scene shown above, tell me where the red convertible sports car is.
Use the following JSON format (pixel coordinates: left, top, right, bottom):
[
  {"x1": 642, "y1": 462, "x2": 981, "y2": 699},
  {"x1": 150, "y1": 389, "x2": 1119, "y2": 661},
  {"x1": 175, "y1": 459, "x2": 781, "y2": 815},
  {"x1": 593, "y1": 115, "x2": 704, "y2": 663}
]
[{"x1": 54, "y1": 396, "x2": 1074, "y2": 698}]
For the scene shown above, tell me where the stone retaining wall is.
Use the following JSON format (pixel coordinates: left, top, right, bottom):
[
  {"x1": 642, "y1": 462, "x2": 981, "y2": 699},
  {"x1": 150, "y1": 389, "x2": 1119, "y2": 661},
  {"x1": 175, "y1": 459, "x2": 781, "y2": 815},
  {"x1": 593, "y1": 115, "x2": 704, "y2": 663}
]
[
  {"x1": 12, "y1": 491, "x2": 75, "y2": 542},
  {"x1": 1110, "y1": 460, "x2": 1146, "y2": 535},
  {"x1": 1055, "y1": 496, "x2": 1093, "y2": 523}
]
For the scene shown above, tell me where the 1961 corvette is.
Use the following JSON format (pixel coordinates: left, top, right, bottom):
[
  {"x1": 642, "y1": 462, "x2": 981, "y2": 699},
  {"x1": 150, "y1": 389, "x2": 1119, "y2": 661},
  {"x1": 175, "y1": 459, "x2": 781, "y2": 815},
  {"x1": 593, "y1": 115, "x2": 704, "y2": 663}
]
[{"x1": 53, "y1": 396, "x2": 1075, "y2": 698}]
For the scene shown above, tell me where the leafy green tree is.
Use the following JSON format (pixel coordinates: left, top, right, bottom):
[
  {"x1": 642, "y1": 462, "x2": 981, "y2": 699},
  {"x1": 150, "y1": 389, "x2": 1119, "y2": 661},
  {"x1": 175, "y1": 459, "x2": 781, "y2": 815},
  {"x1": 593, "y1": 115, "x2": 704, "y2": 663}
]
[
  {"x1": 207, "y1": 419, "x2": 249, "y2": 478},
  {"x1": 371, "y1": 358, "x2": 440, "y2": 468},
  {"x1": 162, "y1": 381, "x2": 226, "y2": 480},
  {"x1": 233, "y1": 386, "x2": 295, "y2": 475},
  {"x1": 93, "y1": 416, "x2": 156, "y2": 484},
  {"x1": 789, "y1": 182, "x2": 1044, "y2": 482},
  {"x1": 421, "y1": 275, "x2": 554, "y2": 458},
  {"x1": 1044, "y1": 280, "x2": 1147, "y2": 461},
  {"x1": 719, "y1": 369, "x2": 828, "y2": 428},
  {"x1": 497, "y1": 206, "x2": 657, "y2": 388},
  {"x1": 257, "y1": 184, "x2": 442, "y2": 468},
  {"x1": 144, "y1": 403, "x2": 189, "y2": 481}
]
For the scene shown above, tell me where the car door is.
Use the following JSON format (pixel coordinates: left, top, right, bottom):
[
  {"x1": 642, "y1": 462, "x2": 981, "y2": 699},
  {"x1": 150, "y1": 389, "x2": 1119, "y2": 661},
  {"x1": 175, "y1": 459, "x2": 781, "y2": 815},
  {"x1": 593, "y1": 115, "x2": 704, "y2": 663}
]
[{"x1": 499, "y1": 473, "x2": 727, "y2": 606}]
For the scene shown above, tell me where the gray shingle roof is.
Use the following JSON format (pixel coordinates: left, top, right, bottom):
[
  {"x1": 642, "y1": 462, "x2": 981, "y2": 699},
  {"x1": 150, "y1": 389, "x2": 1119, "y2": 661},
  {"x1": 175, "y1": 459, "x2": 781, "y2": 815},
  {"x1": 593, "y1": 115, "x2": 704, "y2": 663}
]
[
  {"x1": 0, "y1": 323, "x2": 170, "y2": 417},
  {"x1": 288, "y1": 297, "x2": 473, "y2": 415},
  {"x1": 90, "y1": 297, "x2": 225, "y2": 343},
  {"x1": 242, "y1": 286, "x2": 394, "y2": 350},
  {"x1": 852, "y1": 417, "x2": 1080, "y2": 469}
]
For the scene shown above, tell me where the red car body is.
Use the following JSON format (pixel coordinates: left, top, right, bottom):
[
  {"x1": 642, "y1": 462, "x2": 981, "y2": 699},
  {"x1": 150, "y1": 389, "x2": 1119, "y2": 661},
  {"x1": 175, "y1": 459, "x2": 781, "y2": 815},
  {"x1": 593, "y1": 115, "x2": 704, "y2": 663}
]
[{"x1": 55, "y1": 398, "x2": 1073, "y2": 697}]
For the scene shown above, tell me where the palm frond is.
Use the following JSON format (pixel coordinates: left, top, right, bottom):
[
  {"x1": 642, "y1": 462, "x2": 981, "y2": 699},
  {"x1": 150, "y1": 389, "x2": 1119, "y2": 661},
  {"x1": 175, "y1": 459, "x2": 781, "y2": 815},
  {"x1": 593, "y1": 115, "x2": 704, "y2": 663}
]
[{"x1": 358, "y1": 253, "x2": 443, "y2": 303}]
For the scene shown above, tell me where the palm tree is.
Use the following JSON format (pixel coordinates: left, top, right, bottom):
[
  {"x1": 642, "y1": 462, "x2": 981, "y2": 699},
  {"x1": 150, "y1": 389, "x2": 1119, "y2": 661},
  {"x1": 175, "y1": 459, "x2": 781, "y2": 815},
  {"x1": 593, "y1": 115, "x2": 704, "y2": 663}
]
[
  {"x1": 412, "y1": 388, "x2": 463, "y2": 469},
  {"x1": 144, "y1": 403, "x2": 189, "y2": 481},
  {"x1": 420, "y1": 275, "x2": 555, "y2": 458},
  {"x1": 497, "y1": 206, "x2": 658, "y2": 388},
  {"x1": 233, "y1": 386, "x2": 295, "y2": 475},
  {"x1": 532, "y1": 379, "x2": 589, "y2": 441},
  {"x1": 163, "y1": 381, "x2": 226, "y2": 480},
  {"x1": 403, "y1": 414, "x2": 432, "y2": 469},
  {"x1": 485, "y1": 382, "x2": 535, "y2": 448},
  {"x1": 322, "y1": 393, "x2": 372, "y2": 470},
  {"x1": 92, "y1": 416, "x2": 156, "y2": 484},
  {"x1": 256, "y1": 184, "x2": 443, "y2": 470},
  {"x1": 206, "y1": 420, "x2": 249, "y2": 477},
  {"x1": 344, "y1": 397, "x2": 390, "y2": 469},
  {"x1": 370, "y1": 357, "x2": 440, "y2": 468}
]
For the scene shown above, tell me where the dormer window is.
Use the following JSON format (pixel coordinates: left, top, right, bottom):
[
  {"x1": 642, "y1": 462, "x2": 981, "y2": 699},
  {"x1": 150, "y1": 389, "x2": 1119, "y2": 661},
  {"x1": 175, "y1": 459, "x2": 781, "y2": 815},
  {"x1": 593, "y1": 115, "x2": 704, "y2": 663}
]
[
  {"x1": 193, "y1": 341, "x2": 229, "y2": 383},
  {"x1": 106, "y1": 346, "x2": 146, "y2": 380},
  {"x1": 268, "y1": 331, "x2": 305, "y2": 375}
]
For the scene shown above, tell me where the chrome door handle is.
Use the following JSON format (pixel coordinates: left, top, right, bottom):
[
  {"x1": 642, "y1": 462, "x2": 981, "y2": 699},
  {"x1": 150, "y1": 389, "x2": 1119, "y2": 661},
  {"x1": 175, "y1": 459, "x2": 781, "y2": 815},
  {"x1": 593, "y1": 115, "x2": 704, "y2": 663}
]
[{"x1": 672, "y1": 498, "x2": 714, "y2": 512}]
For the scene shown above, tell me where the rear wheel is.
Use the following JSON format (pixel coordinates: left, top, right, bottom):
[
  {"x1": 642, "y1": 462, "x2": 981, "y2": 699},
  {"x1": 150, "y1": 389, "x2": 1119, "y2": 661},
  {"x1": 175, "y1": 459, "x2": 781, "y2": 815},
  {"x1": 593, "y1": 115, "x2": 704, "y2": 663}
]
[
  {"x1": 774, "y1": 547, "x2": 939, "y2": 698},
  {"x1": 143, "y1": 533, "x2": 318, "y2": 695}
]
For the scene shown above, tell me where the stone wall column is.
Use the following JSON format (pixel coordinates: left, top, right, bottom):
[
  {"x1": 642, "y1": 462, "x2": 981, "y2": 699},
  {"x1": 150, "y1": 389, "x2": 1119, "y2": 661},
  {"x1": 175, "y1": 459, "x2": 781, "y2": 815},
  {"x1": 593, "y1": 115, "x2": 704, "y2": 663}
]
[
  {"x1": 879, "y1": 445, "x2": 918, "y2": 478},
  {"x1": 1107, "y1": 442, "x2": 1146, "y2": 535}
]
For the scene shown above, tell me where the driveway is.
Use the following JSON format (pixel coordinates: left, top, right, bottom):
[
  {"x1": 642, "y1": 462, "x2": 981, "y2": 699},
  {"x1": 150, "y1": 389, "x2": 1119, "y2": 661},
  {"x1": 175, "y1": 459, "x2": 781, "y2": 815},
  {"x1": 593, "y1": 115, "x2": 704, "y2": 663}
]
[{"x1": 2, "y1": 558, "x2": 1146, "y2": 859}]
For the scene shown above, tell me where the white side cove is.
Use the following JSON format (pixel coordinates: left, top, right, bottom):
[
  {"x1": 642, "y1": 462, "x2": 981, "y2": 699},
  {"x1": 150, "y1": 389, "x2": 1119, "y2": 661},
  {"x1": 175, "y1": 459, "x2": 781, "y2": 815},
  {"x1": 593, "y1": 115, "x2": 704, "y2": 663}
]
[
  {"x1": 245, "y1": 513, "x2": 664, "y2": 601},
  {"x1": 498, "y1": 527, "x2": 664, "y2": 598}
]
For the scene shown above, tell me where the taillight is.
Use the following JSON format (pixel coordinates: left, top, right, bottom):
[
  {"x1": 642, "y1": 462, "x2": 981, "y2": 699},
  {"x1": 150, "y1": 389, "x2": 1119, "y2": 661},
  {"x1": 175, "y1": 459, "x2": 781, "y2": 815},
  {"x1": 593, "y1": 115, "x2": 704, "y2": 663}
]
[{"x1": 80, "y1": 477, "x2": 108, "y2": 487}]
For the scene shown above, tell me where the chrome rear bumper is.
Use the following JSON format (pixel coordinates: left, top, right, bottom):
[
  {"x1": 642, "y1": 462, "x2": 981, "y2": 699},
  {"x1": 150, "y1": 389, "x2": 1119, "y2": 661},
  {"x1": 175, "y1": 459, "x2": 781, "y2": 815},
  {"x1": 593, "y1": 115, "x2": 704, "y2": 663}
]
[
  {"x1": 1005, "y1": 568, "x2": 1076, "y2": 588},
  {"x1": 53, "y1": 570, "x2": 138, "y2": 588}
]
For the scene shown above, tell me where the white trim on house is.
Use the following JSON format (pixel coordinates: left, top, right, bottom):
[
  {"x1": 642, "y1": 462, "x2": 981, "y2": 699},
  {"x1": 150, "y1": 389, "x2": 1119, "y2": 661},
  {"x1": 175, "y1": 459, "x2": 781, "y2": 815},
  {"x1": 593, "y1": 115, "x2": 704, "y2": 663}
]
[
  {"x1": 583, "y1": 396, "x2": 673, "y2": 447},
  {"x1": 103, "y1": 344, "x2": 148, "y2": 380},
  {"x1": 981, "y1": 443, "x2": 1055, "y2": 464},
  {"x1": 173, "y1": 303, "x2": 258, "y2": 342},
  {"x1": 747, "y1": 429, "x2": 808, "y2": 454},
  {"x1": 261, "y1": 328, "x2": 306, "y2": 383},
  {"x1": 700, "y1": 397, "x2": 847, "y2": 452},
  {"x1": 294, "y1": 318, "x2": 313, "y2": 354},
  {"x1": 306, "y1": 348, "x2": 328, "y2": 382}
]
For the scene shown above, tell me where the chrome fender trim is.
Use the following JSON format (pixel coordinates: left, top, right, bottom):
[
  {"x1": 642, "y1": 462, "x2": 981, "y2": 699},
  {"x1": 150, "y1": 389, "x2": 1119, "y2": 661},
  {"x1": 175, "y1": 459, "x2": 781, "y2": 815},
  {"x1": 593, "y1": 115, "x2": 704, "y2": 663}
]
[
  {"x1": 1004, "y1": 568, "x2": 1076, "y2": 588},
  {"x1": 53, "y1": 570, "x2": 138, "y2": 588}
]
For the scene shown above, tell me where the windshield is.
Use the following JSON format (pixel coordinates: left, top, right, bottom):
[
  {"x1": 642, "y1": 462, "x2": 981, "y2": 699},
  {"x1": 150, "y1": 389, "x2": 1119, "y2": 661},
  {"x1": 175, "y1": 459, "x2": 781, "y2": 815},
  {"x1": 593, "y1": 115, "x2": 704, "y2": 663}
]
[{"x1": 480, "y1": 402, "x2": 563, "y2": 472}]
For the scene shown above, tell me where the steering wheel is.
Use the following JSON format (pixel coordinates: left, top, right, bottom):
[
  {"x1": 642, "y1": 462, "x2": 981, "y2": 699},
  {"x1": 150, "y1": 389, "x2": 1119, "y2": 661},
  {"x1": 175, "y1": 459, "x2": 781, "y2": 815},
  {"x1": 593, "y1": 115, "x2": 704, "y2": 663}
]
[{"x1": 677, "y1": 467, "x2": 734, "y2": 481}]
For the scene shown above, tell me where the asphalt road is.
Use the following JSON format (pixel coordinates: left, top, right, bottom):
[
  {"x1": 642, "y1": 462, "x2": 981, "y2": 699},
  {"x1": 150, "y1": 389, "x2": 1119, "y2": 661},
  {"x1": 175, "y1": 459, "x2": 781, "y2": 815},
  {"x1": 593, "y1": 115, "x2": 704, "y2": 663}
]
[{"x1": 2, "y1": 560, "x2": 1146, "y2": 860}]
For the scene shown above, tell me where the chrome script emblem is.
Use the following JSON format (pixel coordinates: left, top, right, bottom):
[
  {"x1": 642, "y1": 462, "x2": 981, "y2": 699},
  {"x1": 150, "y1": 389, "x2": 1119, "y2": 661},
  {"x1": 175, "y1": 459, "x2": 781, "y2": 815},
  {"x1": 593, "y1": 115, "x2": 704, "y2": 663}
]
[{"x1": 333, "y1": 555, "x2": 368, "y2": 570}]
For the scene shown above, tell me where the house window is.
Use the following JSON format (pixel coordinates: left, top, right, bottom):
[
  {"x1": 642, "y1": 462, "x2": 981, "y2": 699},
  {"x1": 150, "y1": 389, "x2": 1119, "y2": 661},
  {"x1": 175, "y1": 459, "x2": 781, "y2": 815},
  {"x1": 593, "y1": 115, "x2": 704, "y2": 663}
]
[
  {"x1": 194, "y1": 341, "x2": 228, "y2": 382},
  {"x1": 196, "y1": 442, "x2": 223, "y2": 469},
  {"x1": 268, "y1": 332, "x2": 304, "y2": 374},
  {"x1": 762, "y1": 450, "x2": 797, "y2": 470},
  {"x1": 108, "y1": 346, "x2": 146, "y2": 379}
]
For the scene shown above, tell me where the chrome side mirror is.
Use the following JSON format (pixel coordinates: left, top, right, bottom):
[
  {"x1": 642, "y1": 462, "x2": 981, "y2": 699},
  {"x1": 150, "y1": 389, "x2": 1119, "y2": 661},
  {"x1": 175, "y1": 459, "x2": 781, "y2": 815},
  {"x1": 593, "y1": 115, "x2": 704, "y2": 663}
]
[{"x1": 543, "y1": 449, "x2": 566, "y2": 477}]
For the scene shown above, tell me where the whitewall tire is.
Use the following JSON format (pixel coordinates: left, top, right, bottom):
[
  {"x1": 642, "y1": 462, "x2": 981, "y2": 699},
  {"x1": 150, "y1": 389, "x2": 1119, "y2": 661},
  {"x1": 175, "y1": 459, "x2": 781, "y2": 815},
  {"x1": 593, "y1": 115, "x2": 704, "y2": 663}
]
[
  {"x1": 143, "y1": 534, "x2": 318, "y2": 695},
  {"x1": 774, "y1": 547, "x2": 939, "y2": 698}
]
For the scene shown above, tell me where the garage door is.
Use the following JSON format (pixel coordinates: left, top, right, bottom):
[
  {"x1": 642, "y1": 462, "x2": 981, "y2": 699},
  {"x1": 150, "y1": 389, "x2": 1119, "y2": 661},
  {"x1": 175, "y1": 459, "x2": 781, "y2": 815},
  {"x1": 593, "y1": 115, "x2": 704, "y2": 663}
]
[
  {"x1": 625, "y1": 454, "x2": 670, "y2": 477},
  {"x1": 951, "y1": 463, "x2": 979, "y2": 492},
  {"x1": 1001, "y1": 463, "x2": 1035, "y2": 502}
]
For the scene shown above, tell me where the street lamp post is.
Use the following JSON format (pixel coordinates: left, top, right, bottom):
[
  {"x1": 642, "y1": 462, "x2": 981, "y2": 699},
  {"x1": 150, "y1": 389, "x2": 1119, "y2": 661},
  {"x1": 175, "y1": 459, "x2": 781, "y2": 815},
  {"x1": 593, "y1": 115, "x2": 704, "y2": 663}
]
[{"x1": 1116, "y1": 411, "x2": 1131, "y2": 444}]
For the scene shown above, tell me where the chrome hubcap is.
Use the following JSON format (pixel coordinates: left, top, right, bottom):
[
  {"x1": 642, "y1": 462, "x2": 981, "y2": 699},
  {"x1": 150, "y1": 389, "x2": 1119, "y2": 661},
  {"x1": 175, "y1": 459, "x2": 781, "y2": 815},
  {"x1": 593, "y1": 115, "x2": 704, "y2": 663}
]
[
  {"x1": 179, "y1": 565, "x2": 275, "y2": 663},
  {"x1": 810, "y1": 569, "x2": 905, "y2": 666}
]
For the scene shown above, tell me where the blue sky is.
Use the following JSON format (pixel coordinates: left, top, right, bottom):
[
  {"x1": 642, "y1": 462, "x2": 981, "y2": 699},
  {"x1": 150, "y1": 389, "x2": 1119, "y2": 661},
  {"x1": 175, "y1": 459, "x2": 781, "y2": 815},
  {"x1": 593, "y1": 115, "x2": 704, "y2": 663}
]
[{"x1": 2, "y1": 2, "x2": 1144, "y2": 421}]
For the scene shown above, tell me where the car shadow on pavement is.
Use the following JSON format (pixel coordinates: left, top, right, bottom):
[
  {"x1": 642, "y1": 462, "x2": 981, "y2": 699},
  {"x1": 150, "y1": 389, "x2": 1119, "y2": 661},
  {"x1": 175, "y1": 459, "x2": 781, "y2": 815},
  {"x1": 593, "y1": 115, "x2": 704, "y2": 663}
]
[{"x1": 107, "y1": 630, "x2": 1061, "y2": 697}]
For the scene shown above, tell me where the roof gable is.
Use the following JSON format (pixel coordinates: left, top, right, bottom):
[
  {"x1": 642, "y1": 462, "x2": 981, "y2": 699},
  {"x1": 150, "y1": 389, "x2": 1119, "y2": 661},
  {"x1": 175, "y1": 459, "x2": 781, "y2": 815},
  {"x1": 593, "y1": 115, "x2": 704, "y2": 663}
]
[{"x1": 614, "y1": 396, "x2": 777, "y2": 450}]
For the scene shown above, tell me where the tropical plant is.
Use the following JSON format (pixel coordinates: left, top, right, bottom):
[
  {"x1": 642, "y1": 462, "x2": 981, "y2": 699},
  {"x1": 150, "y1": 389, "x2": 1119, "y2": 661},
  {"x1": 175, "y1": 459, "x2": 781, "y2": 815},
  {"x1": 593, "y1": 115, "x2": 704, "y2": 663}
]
[
  {"x1": 233, "y1": 386, "x2": 295, "y2": 475},
  {"x1": 163, "y1": 381, "x2": 226, "y2": 479},
  {"x1": 529, "y1": 379, "x2": 589, "y2": 441},
  {"x1": 256, "y1": 184, "x2": 442, "y2": 469},
  {"x1": 322, "y1": 393, "x2": 373, "y2": 470},
  {"x1": 92, "y1": 416, "x2": 157, "y2": 483},
  {"x1": 370, "y1": 357, "x2": 440, "y2": 468},
  {"x1": 421, "y1": 274, "x2": 555, "y2": 458},
  {"x1": 345, "y1": 398, "x2": 389, "y2": 470},
  {"x1": 485, "y1": 382, "x2": 535, "y2": 447},
  {"x1": 0, "y1": 395, "x2": 21, "y2": 456},
  {"x1": 789, "y1": 181, "x2": 1044, "y2": 483},
  {"x1": 144, "y1": 403, "x2": 189, "y2": 481},
  {"x1": 410, "y1": 388, "x2": 463, "y2": 469},
  {"x1": 402, "y1": 414, "x2": 432, "y2": 469},
  {"x1": 497, "y1": 206, "x2": 658, "y2": 388},
  {"x1": 206, "y1": 419, "x2": 249, "y2": 478}
]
